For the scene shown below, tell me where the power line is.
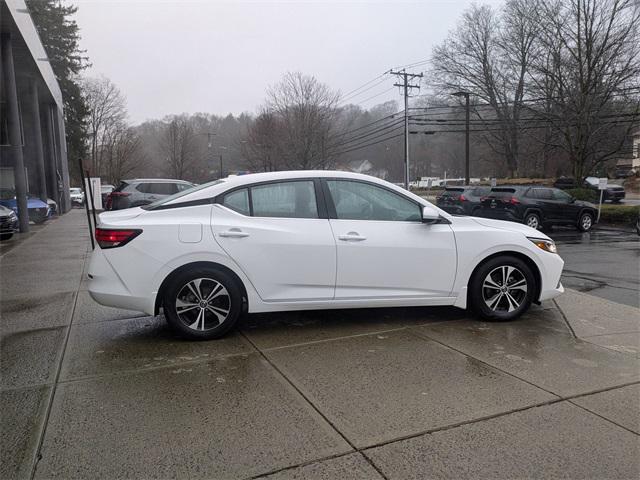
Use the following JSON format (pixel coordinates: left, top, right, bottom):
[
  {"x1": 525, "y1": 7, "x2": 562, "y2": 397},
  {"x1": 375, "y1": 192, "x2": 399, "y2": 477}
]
[
  {"x1": 327, "y1": 118, "x2": 404, "y2": 150},
  {"x1": 339, "y1": 75, "x2": 391, "y2": 105},
  {"x1": 341, "y1": 72, "x2": 389, "y2": 99},
  {"x1": 330, "y1": 131, "x2": 404, "y2": 157}
]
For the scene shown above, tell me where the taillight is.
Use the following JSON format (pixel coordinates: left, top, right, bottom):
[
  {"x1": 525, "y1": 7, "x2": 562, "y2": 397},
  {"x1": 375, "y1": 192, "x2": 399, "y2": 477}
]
[
  {"x1": 95, "y1": 228, "x2": 142, "y2": 249},
  {"x1": 480, "y1": 196, "x2": 488, "y2": 202},
  {"x1": 509, "y1": 196, "x2": 520, "y2": 205},
  {"x1": 459, "y1": 194, "x2": 467, "y2": 202}
]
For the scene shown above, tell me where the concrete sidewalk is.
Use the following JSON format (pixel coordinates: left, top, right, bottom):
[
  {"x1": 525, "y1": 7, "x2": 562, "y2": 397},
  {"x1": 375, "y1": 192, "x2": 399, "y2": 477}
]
[{"x1": 1, "y1": 210, "x2": 638, "y2": 479}]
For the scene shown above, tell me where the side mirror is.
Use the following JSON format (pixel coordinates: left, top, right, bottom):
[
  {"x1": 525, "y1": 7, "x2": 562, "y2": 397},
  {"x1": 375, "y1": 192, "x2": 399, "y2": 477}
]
[
  {"x1": 422, "y1": 205, "x2": 440, "y2": 224},
  {"x1": 569, "y1": 196, "x2": 576, "y2": 203}
]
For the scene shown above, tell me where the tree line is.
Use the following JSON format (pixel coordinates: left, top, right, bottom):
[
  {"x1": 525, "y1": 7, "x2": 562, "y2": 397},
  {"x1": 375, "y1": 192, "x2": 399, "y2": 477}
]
[{"x1": 31, "y1": 0, "x2": 639, "y2": 187}]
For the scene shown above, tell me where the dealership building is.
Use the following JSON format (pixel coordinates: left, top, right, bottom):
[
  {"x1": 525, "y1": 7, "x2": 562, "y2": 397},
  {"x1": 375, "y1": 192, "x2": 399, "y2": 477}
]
[{"x1": 1, "y1": 0, "x2": 71, "y2": 232}]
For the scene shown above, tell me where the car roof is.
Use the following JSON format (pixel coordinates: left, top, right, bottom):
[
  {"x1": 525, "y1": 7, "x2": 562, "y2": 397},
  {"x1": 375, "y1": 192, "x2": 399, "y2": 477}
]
[
  {"x1": 161, "y1": 170, "x2": 441, "y2": 212},
  {"x1": 123, "y1": 178, "x2": 194, "y2": 184}
]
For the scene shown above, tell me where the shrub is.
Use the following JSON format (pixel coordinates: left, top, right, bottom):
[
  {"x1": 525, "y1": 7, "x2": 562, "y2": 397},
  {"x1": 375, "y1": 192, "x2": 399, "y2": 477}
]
[
  {"x1": 598, "y1": 205, "x2": 640, "y2": 224},
  {"x1": 566, "y1": 188, "x2": 598, "y2": 203}
]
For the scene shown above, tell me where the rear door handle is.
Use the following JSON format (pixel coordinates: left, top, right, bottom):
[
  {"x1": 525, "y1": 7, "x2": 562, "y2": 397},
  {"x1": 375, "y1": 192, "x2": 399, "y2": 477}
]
[
  {"x1": 338, "y1": 232, "x2": 367, "y2": 242},
  {"x1": 219, "y1": 228, "x2": 249, "y2": 238}
]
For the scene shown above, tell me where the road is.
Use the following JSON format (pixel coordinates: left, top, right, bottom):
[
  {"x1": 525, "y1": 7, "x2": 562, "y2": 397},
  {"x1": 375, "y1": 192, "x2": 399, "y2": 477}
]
[{"x1": 550, "y1": 228, "x2": 639, "y2": 308}]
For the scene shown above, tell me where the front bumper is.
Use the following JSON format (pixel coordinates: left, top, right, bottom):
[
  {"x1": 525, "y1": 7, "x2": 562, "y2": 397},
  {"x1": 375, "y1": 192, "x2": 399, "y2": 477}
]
[{"x1": 0, "y1": 215, "x2": 19, "y2": 233}]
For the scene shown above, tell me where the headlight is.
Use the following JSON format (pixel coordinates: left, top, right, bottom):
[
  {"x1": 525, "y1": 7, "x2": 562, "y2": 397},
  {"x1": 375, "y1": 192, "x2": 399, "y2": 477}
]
[
  {"x1": 9, "y1": 210, "x2": 16, "y2": 218},
  {"x1": 528, "y1": 237, "x2": 557, "y2": 254}
]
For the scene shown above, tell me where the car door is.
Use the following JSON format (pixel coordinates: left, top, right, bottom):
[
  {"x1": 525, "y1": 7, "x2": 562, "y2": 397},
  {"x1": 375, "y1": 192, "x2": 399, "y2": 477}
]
[
  {"x1": 551, "y1": 188, "x2": 580, "y2": 222},
  {"x1": 324, "y1": 179, "x2": 456, "y2": 299},
  {"x1": 531, "y1": 188, "x2": 560, "y2": 221},
  {"x1": 211, "y1": 179, "x2": 337, "y2": 302}
]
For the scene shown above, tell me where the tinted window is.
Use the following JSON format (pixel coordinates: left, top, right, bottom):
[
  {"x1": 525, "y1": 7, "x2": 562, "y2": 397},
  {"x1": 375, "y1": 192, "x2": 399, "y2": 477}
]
[
  {"x1": 223, "y1": 188, "x2": 250, "y2": 215},
  {"x1": 472, "y1": 187, "x2": 491, "y2": 196},
  {"x1": 145, "y1": 183, "x2": 177, "y2": 195},
  {"x1": 327, "y1": 180, "x2": 421, "y2": 222},
  {"x1": 134, "y1": 183, "x2": 148, "y2": 193},
  {"x1": 251, "y1": 181, "x2": 318, "y2": 219},
  {"x1": 536, "y1": 188, "x2": 554, "y2": 200},
  {"x1": 552, "y1": 189, "x2": 572, "y2": 201}
]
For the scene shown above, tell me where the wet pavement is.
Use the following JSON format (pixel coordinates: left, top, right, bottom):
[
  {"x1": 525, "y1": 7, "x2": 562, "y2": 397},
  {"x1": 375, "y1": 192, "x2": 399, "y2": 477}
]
[
  {"x1": 550, "y1": 227, "x2": 639, "y2": 308},
  {"x1": 1, "y1": 210, "x2": 638, "y2": 479}
]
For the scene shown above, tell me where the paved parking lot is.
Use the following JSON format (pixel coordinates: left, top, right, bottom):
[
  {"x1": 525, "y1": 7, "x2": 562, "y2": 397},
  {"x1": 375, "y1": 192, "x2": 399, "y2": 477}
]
[{"x1": 1, "y1": 210, "x2": 638, "y2": 479}]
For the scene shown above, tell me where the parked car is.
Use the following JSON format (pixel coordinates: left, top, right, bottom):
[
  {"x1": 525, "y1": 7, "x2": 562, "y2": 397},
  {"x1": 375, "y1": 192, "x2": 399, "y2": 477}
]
[
  {"x1": 70, "y1": 187, "x2": 84, "y2": 206},
  {"x1": 478, "y1": 186, "x2": 597, "y2": 231},
  {"x1": 553, "y1": 177, "x2": 577, "y2": 190},
  {"x1": 88, "y1": 171, "x2": 564, "y2": 340},
  {"x1": 106, "y1": 179, "x2": 195, "y2": 210},
  {"x1": 0, "y1": 189, "x2": 51, "y2": 224},
  {"x1": 100, "y1": 184, "x2": 115, "y2": 207},
  {"x1": 436, "y1": 186, "x2": 492, "y2": 216},
  {"x1": 0, "y1": 204, "x2": 19, "y2": 240},
  {"x1": 584, "y1": 177, "x2": 625, "y2": 203}
]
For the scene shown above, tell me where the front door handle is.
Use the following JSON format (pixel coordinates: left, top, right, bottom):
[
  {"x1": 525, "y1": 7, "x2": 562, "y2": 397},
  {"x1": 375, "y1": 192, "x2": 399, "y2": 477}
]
[
  {"x1": 338, "y1": 232, "x2": 367, "y2": 242},
  {"x1": 219, "y1": 228, "x2": 249, "y2": 238}
]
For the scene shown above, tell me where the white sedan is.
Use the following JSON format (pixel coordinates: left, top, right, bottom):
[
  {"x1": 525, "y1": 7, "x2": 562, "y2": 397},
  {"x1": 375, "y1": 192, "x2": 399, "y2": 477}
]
[{"x1": 88, "y1": 171, "x2": 564, "y2": 340}]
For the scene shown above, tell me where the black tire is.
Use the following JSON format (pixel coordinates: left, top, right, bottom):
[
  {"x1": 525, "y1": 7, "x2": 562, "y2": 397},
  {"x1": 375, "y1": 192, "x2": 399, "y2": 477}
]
[
  {"x1": 524, "y1": 212, "x2": 541, "y2": 230},
  {"x1": 0, "y1": 233, "x2": 13, "y2": 241},
  {"x1": 612, "y1": 198, "x2": 621, "y2": 204},
  {"x1": 577, "y1": 211, "x2": 594, "y2": 232},
  {"x1": 469, "y1": 255, "x2": 536, "y2": 321},
  {"x1": 163, "y1": 266, "x2": 242, "y2": 340}
]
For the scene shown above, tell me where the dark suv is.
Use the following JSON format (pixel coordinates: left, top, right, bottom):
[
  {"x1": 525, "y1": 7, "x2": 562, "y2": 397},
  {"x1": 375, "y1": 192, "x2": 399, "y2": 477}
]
[
  {"x1": 436, "y1": 186, "x2": 491, "y2": 215},
  {"x1": 106, "y1": 179, "x2": 195, "y2": 210},
  {"x1": 554, "y1": 176, "x2": 625, "y2": 203},
  {"x1": 478, "y1": 186, "x2": 598, "y2": 231}
]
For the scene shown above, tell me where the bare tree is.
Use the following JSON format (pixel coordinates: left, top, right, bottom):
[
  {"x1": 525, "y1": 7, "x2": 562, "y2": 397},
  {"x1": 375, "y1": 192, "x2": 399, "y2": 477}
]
[
  {"x1": 529, "y1": 0, "x2": 640, "y2": 180},
  {"x1": 264, "y1": 72, "x2": 340, "y2": 170},
  {"x1": 81, "y1": 76, "x2": 127, "y2": 176},
  {"x1": 430, "y1": 0, "x2": 541, "y2": 176},
  {"x1": 242, "y1": 111, "x2": 281, "y2": 172},
  {"x1": 102, "y1": 124, "x2": 146, "y2": 185},
  {"x1": 160, "y1": 115, "x2": 198, "y2": 180}
]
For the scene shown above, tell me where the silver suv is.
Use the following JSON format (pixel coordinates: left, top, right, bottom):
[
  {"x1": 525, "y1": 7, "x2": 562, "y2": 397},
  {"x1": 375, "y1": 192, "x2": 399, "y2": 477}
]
[{"x1": 106, "y1": 179, "x2": 195, "y2": 210}]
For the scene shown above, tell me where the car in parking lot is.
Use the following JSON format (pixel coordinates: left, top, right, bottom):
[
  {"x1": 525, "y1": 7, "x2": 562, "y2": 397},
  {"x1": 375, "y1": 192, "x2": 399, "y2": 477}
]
[
  {"x1": 106, "y1": 179, "x2": 195, "y2": 210},
  {"x1": 70, "y1": 187, "x2": 84, "y2": 206},
  {"x1": 88, "y1": 171, "x2": 564, "y2": 340},
  {"x1": 554, "y1": 176, "x2": 626, "y2": 203},
  {"x1": 478, "y1": 186, "x2": 597, "y2": 231},
  {"x1": 0, "y1": 189, "x2": 51, "y2": 224},
  {"x1": 0, "y1": 204, "x2": 19, "y2": 240},
  {"x1": 436, "y1": 186, "x2": 491, "y2": 215}
]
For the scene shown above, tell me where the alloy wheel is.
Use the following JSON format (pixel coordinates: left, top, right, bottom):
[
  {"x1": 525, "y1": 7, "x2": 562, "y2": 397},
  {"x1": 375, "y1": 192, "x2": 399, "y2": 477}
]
[
  {"x1": 526, "y1": 215, "x2": 539, "y2": 229},
  {"x1": 175, "y1": 278, "x2": 230, "y2": 331},
  {"x1": 581, "y1": 214, "x2": 592, "y2": 231},
  {"x1": 482, "y1": 265, "x2": 528, "y2": 313}
]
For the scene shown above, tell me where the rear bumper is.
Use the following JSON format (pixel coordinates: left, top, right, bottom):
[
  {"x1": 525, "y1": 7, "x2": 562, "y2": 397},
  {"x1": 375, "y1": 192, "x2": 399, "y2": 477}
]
[{"x1": 87, "y1": 247, "x2": 154, "y2": 315}]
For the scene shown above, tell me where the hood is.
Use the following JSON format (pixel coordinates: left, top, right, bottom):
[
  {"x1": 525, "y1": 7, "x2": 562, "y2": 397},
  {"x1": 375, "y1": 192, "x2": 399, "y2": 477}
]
[
  {"x1": 98, "y1": 207, "x2": 144, "y2": 225},
  {"x1": 574, "y1": 199, "x2": 596, "y2": 208},
  {"x1": 471, "y1": 217, "x2": 551, "y2": 239}
]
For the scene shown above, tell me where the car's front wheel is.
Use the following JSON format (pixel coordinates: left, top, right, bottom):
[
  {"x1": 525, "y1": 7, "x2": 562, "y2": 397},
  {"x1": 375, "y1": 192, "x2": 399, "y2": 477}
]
[
  {"x1": 469, "y1": 255, "x2": 536, "y2": 321},
  {"x1": 0, "y1": 233, "x2": 13, "y2": 241},
  {"x1": 163, "y1": 267, "x2": 242, "y2": 340},
  {"x1": 577, "y1": 211, "x2": 594, "y2": 232}
]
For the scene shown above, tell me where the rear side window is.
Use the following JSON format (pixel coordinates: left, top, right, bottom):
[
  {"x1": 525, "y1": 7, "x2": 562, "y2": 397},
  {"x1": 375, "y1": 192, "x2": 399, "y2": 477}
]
[
  {"x1": 251, "y1": 181, "x2": 318, "y2": 219},
  {"x1": 146, "y1": 183, "x2": 178, "y2": 195},
  {"x1": 327, "y1": 180, "x2": 421, "y2": 222},
  {"x1": 223, "y1": 188, "x2": 250, "y2": 215},
  {"x1": 535, "y1": 188, "x2": 553, "y2": 200},
  {"x1": 176, "y1": 183, "x2": 193, "y2": 192}
]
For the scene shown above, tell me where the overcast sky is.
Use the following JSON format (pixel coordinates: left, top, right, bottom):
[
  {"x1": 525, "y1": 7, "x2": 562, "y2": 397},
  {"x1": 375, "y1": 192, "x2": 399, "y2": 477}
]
[{"x1": 74, "y1": 0, "x2": 503, "y2": 124}]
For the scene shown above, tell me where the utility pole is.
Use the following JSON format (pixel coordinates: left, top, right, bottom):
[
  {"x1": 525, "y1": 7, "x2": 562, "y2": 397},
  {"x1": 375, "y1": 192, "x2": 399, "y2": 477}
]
[
  {"x1": 390, "y1": 69, "x2": 423, "y2": 189},
  {"x1": 452, "y1": 91, "x2": 470, "y2": 185}
]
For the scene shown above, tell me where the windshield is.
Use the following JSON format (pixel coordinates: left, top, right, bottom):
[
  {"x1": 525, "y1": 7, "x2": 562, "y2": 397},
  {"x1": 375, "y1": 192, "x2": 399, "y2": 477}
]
[{"x1": 142, "y1": 179, "x2": 225, "y2": 210}]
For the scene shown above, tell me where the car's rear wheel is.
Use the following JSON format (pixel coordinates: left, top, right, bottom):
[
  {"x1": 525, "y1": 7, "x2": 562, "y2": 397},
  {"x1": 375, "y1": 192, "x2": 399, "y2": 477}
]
[
  {"x1": 163, "y1": 267, "x2": 242, "y2": 340},
  {"x1": 524, "y1": 212, "x2": 541, "y2": 230},
  {"x1": 577, "y1": 211, "x2": 594, "y2": 232},
  {"x1": 469, "y1": 255, "x2": 536, "y2": 321}
]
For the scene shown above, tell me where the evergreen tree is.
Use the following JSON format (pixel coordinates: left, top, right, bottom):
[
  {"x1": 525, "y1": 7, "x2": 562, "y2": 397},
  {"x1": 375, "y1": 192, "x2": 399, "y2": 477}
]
[{"x1": 27, "y1": 0, "x2": 89, "y2": 184}]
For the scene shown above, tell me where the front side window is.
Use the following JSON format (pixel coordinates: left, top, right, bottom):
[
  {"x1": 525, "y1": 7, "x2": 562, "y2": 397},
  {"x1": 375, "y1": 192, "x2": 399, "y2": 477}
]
[
  {"x1": 223, "y1": 188, "x2": 250, "y2": 215},
  {"x1": 552, "y1": 189, "x2": 572, "y2": 202},
  {"x1": 251, "y1": 181, "x2": 318, "y2": 219},
  {"x1": 327, "y1": 180, "x2": 421, "y2": 221}
]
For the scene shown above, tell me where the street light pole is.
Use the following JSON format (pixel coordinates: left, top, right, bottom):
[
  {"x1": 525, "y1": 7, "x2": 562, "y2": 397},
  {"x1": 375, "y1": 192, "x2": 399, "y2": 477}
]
[{"x1": 452, "y1": 91, "x2": 470, "y2": 185}]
